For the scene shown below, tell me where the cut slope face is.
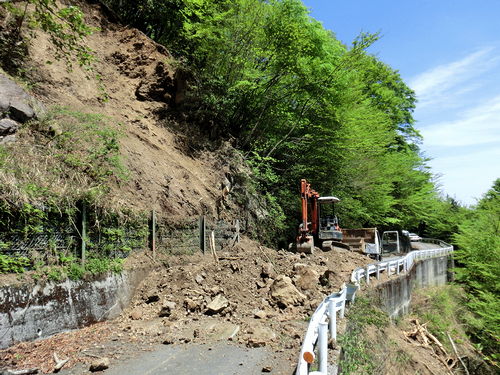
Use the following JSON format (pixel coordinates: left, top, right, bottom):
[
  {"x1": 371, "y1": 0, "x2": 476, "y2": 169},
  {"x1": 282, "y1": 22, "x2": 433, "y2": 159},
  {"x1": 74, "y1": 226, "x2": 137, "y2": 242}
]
[{"x1": 24, "y1": 1, "x2": 226, "y2": 217}]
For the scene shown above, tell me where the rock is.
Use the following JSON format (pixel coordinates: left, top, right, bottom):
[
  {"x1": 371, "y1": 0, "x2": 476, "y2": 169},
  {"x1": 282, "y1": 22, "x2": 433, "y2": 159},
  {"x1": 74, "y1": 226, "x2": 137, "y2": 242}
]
[
  {"x1": 159, "y1": 301, "x2": 176, "y2": 317},
  {"x1": 158, "y1": 301, "x2": 176, "y2": 318},
  {"x1": 262, "y1": 366, "x2": 272, "y2": 373},
  {"x1": 205, "y1": 294, "x2": 229, "y2": 315},
  {"x1": 0, "y1": 118, "x2": 19, "y2": 136},
  {"x1": 0, "y1": 134, "x2": 16, "y2": 145},
  {"x1": 255, "y1": 280, "x2": 267, "y2": 289},
  {"x1": 293, "y1": 263, "x2": 319, "y2": 290},
  {"x1": 0, "y1": 73, "x2": 44, "y2": 122},
  {"x1": 261, "y1": 263, "x2": 276, "y2": 279},
  {"x1": 247, "y1": 325, "x2": 276, "y2": 347},
  {"x1": 184, "y1": 297, "x2": 200, "y2": 312},
  {"x1": 319, "y1": 270, "x2": 337, "y2": 287},
  {"x1": 254, "y1": 310, "x2": 267, "y2": 319},
  {"x1": 195, "y1": 274, "x2": 204, "y2": 285},
  {"x1": 129, "y1": 308, "x2": 142, "y2": 320},
  {"x1": 269, "y1": 275, "x2": 306, "y2": 308},
  {"x1": 89, "y1": 357, "x2": 109, "y2": 372}
]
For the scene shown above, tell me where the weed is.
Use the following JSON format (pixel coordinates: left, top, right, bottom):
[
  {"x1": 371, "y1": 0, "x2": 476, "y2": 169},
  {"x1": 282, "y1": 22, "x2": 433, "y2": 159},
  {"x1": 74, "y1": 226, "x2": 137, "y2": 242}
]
[
  {"x1": 0, "y1": 254, "x2": 31, "y2": 273},
  {"x1": 411, "y1": 285, "x2": 469, "y2": 351},
  {"x1": 338, "y1": 293, "x2": 389, "y2": 375}
]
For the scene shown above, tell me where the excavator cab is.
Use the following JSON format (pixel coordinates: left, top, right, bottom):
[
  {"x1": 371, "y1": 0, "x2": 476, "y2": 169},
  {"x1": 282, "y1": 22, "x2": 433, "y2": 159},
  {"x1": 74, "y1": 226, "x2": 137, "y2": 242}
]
[{"x1": 317, "y1": 196, "x2": 343, "y2": 250}]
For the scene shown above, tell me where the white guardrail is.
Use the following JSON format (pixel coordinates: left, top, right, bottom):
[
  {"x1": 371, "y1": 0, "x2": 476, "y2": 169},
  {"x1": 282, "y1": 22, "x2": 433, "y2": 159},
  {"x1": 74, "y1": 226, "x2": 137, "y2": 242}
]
[{"x1": 296, "y1": 239, "x2": 453, "y2": 375}]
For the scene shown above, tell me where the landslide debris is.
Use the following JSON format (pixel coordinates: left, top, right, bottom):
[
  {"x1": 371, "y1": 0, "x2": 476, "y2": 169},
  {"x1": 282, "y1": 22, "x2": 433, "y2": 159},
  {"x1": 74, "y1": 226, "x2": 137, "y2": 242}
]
[{"x1": 0, "y1": 237, "x2": 373, "y2": 373}]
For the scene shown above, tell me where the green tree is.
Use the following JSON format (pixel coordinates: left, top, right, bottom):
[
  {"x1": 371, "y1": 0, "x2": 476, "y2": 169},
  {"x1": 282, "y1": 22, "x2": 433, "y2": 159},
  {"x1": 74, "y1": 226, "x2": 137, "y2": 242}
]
[{"x1": 453, "y1": 179, "x2": 500, "y2": 361}]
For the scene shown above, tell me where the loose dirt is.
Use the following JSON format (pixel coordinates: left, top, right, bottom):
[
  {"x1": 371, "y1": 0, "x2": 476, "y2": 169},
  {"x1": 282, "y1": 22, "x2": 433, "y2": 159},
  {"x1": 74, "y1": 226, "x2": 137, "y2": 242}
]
[
  {"x1": 0, "y1": 237, "x2": 373, "y2": 374},
  {"x1": 18, "y1": 0, "x2": 231, "y2": 218}
]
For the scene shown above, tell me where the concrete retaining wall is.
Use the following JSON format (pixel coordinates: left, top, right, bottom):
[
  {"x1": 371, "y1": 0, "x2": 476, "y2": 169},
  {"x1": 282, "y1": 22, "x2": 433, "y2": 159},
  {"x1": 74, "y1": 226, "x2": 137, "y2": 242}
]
[
  {"x1": 375, "y1": 256, "x2": 450, "y2": 318},
  {"x1": 0, "y1": 269, "x2": 147, "y2": 349}
]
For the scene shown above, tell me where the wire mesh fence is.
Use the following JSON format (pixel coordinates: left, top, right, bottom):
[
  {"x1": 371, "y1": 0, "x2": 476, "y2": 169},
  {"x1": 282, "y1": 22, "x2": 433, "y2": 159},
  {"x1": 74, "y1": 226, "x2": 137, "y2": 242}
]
[
  {"x1": 1, "y1": 211, "x2": 241, "y2": 263},
  {"x1": 155, "y1": 215, "x2": 240, "y2": 255}
]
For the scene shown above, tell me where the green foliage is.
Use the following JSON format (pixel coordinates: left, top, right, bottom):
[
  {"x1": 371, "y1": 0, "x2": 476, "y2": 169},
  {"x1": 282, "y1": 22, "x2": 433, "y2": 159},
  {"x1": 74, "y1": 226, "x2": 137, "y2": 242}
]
[
  {"x1": 453, "y1": 179, "x2": 500, "y2": 361},
  {"x1": 0, "y1": 253, "x2": 31, "y2": 273},
  {"x1": 0, "y1": 107, "x2": 127, "y2": 218},
  {"x1": 1, "y1": 0, "x2": 95, "y2": 72},
  {"x1": 46, "y1": 108, "x2": 128, "y2": 182},
  {"x1": 411, "y1": 286, "x2": 470, "y2": 350},
  {"x1": 100, "y1": 0, "x2": 457, "y2": 245},
  {"x1": 339, "y1": 293, "x2": 389, "y2": 374},
  {"x1": 85, "y1": 257, "x2": 123, "y2": 275},
  {"x1": 29, "y1": 254, "x2": 124, "y2": 280}
]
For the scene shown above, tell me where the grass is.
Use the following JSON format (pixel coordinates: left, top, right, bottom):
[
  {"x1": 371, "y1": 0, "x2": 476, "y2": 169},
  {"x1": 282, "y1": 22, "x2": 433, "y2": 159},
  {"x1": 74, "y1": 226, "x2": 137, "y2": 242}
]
[
  {"x1": 0, "y1": 107, "x2": 127, "y2": 213},
  {"x1": 338, "y1": 293, "x2": 390, "y2": 375},
  {"x1": 410, "y1": 285, "x2": 471, "y2": 352}
]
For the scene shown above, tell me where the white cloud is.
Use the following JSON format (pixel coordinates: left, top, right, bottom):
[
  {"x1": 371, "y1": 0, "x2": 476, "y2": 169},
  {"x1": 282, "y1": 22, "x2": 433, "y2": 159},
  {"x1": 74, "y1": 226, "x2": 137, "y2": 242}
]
[
  {"x1": 421, "y1": 95, "x2": 500, "y2": 147},
  {"x1": 409, "y1": 47, "x2": 500, "y2": 108}
]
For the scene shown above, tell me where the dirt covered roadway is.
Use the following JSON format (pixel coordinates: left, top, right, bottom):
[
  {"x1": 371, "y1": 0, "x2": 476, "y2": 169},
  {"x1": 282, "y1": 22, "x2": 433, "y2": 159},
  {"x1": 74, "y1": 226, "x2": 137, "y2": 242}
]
[{"x1": 0, "y1": 237, "x2": 374, "y2": 374}]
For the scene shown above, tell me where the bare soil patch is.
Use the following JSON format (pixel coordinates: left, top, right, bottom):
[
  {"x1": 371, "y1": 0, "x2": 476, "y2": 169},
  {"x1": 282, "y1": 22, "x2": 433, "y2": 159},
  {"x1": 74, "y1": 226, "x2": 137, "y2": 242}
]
[{"x1": 1, "y1": 237, "x2": 373, "y2": 373}]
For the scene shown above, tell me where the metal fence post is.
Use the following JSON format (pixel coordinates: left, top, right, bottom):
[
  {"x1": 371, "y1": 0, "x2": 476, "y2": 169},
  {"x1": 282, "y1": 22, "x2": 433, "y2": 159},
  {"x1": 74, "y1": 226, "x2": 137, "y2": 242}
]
[
  {"x1": 80, "y1": 202, "x2": 86, "y2": 264},
  {"x1": 199, "y1": 215, "x2": 206, "y2": 253},
  {"x1": 149, "y1": 209, "x2": 156, "y2": 258}
]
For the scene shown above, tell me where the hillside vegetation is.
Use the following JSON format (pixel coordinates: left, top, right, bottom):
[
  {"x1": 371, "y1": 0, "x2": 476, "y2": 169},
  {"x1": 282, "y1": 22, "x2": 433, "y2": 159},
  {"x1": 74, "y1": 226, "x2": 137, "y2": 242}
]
[{"x1": 99, "y1": 0, "x2": 469, "y2": 244}]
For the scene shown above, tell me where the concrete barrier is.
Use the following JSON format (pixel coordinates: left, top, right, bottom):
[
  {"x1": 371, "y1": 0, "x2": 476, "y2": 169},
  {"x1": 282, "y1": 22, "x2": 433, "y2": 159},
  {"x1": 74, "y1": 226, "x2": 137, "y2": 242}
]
[
  {"x1": 375, "y1": 256, "x2": 450, "y2": 318},
  {"x1": 0, "y1": 269, "x2": 148, "y2": 349}
]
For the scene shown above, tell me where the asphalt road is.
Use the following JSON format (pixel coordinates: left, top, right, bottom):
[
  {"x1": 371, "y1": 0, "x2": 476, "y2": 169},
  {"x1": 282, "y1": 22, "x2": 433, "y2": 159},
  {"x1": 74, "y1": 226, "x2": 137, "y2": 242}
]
[{"x1": 103, "y1": 342, "x2": 293, "y2": 375}]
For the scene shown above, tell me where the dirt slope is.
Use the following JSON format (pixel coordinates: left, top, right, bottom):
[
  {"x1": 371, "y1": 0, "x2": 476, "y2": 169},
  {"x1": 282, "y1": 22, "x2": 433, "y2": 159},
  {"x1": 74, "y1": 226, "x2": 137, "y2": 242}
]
[{"x1": 24, "y1": 1, "x2": 227, "y2": 218}]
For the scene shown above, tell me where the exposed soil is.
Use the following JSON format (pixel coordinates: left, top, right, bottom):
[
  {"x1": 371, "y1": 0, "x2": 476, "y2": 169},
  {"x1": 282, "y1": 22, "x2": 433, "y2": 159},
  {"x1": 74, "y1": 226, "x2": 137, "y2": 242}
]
[
  {"x1": 0, "y1": 3, "x2": 482, "y2": 375},
  {"x1": 0, "y1": 237, "x2": 374, "y2": 373},
  {"x1": 14, "y1": 0, "x2": 231, "y2": 219}
]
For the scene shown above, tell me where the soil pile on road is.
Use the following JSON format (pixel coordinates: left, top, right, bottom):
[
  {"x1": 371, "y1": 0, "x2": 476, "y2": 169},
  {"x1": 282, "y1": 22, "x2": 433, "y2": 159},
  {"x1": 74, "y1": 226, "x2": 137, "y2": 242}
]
[{"x1": 0, "y1": 238, "x2": 373, "y2": 374}]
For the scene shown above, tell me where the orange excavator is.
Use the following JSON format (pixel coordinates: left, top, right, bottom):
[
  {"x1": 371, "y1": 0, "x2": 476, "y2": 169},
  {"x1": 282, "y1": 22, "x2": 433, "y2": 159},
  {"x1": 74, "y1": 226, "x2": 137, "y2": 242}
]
[
  {"x1": 295, "y1": 179, "x2": 382, "y2": 259},
  {"x1": 296, "y1": 179, "x2": 344, "y2": 253}
]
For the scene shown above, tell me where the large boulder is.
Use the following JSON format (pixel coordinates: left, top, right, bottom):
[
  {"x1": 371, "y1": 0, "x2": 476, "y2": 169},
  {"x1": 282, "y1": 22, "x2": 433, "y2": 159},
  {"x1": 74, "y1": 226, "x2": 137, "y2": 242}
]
[
  {"x1": 0, "y1": 73, "x2": 44, "y2": 123},
  {"x1": 246, "y1": 325, "x2": 276, "y2": 347},
  {"x1": 269, "y1": 275, "x2": 306, "y2": 308},
  {"x1": 293, "y1": 263, "x2": 319, "y2": 291}
]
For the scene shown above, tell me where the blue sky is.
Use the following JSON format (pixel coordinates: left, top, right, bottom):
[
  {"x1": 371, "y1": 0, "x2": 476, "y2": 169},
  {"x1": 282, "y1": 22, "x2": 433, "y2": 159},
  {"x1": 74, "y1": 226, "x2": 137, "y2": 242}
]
[{"x1": 302, "y1": 0, "x2": 500, "y2": 206}]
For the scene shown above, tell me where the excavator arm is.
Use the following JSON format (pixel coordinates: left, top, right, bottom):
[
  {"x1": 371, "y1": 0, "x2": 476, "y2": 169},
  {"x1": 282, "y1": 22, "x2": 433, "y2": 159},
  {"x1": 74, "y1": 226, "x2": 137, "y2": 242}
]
[{"x1": 297, "y1": 179, "x2": 319, "y2": 253}]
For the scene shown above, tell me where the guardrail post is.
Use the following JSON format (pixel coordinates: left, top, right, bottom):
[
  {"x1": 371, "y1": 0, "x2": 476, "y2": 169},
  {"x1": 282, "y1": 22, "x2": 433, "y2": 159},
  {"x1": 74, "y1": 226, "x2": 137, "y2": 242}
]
[
  {"x1": 365, "y1": 267, "x2": 370, "y2": 284},
  {"x1": 318, "y1": 321, "x2": 328, "y2": 374},
  {"x1": 340, "y1": 296, "x2": 346, "y2": 319},
  {"x1": 376, "y1": 264, "x2": 380, "y2": 280},
  {"x1": 328, "y1": 300, "x2": 336, "y2": 340},
  {"x1": 397, "y1": 260, "x2": 400, "y2": 275}
]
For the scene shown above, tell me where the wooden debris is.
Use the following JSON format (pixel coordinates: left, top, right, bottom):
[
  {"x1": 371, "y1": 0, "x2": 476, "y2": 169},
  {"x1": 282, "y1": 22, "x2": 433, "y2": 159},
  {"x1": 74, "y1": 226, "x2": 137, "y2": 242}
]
[
  {"x1": 209, "y1": 231, "x2": 219, "y2": 265},
  {"x1": 52, "y1": 352, "x2": 69, "y2": 372},
  {"x1": 447, "y1": 332, "x2": 470, "y2": 375},
  {"x1": 404, "y1": 318, "x2": 455, "y2": 374}
]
